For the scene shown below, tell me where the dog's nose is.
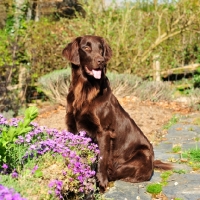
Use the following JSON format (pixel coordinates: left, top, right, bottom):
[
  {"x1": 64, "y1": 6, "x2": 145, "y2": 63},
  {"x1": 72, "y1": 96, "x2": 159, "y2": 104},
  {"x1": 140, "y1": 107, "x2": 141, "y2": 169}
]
[{"x1": 96, "y1": 57, "x2": 104, "y2": 65}]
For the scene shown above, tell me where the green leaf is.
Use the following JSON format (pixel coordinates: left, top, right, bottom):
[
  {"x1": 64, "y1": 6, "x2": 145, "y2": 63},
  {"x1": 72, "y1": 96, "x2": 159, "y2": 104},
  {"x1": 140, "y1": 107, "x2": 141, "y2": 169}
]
[
  {"x1": 18, "y1": 127, "x2": 32, "y2": 136},
  {"x1": 7, "y1": 127, "x2": 17, "y2": 139},
  {"x1": 34, "y1": 169, "x2": 43, "y2": 178},
  {"x1": 2, "y1": 140, "x2": 9, "y2": 147},
  {"x1": 22, "y1": 118, "x2": 31, "y2": 128},
  {"x1": 2, "y1": 126, "x2": 8, "y2": 133},
  {"x1": 25, "y1": 106, "x2": 38, "y2": 121}
]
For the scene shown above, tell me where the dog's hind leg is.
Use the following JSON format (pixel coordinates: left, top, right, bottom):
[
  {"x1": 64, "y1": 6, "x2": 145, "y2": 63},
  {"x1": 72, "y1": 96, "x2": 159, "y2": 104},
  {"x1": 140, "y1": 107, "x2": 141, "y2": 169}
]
[{"x1": 114, "y1": 149, "x2": 154, "y2": 183}]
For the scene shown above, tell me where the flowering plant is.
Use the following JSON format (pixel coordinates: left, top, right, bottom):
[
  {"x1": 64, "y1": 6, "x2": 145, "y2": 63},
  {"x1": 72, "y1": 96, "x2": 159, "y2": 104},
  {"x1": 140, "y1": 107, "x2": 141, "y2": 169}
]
[
  {"x1": 0, "y1": 108, "x2": 99, "y2": 199},
  {"x1": 0, "y1": 184, "x2": 27, "y2": 200},
  {"x1": 0, "y1": 107, "x2": 38, "y2": 164}
]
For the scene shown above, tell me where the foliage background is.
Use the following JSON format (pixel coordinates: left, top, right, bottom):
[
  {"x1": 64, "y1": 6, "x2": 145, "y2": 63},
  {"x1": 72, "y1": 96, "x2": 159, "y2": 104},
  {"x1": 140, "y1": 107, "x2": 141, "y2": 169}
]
[{"x1": 0, "y1": 0, "x2": 200, "y2": 114}]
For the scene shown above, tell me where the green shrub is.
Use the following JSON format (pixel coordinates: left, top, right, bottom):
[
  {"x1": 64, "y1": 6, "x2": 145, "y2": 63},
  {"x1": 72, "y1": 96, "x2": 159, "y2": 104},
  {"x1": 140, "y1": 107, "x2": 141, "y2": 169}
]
[
  {"x1": 1, "y1": 0, "x2": 200, "y2": 114},
  {"x1": 14, "y1": 0, "x2": 200, "y2": 80},
  {"x1": 194, "y1": 74, "x2": 200, "y2": 88}
]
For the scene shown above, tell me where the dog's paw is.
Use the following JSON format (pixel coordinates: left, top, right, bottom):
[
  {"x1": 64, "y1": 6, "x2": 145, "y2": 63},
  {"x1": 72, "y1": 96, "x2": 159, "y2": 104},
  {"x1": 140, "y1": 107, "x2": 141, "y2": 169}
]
[{"x1": 96, "y1": 172, "x2": 108, "y2": 192}]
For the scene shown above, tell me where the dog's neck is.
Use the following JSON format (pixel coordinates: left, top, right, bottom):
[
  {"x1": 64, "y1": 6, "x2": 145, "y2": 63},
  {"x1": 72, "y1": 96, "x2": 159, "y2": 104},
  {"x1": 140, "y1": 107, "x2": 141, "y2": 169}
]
[{"x1": 70, "y1": 64, "x2": 108, "y2": 110}]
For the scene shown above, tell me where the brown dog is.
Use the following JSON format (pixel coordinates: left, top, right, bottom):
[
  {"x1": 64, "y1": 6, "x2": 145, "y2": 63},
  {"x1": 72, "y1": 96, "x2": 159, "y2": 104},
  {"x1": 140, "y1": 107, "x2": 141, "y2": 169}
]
[{"x1": 62, "y1": 35, "x2": 172, "y2": 191}]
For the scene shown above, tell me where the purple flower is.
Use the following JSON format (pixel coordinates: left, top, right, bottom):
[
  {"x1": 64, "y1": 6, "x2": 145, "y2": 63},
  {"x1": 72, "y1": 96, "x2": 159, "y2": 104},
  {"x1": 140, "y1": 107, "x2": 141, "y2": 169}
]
[
  {"x1": 15, "y1": 136, "x2": 24, "y2": 144},
  {"x1": 1, "y1": 164, "x2": 8, "y2": 174},
  {"x1": 79, "y1": 131, "x2": 86, "y2": 137},
  {"x1": 0, "y1": 184, "x2": 27, "y2": 200},
  {"x1": 0, "y1": 114, "x2": 8, "y2": 125},
  {"x1": 25, "y1": 135, "x2": 31, "y2": 143},
  {"x1": 30, "y1": 122, "x2": 39, "y2": 127},
  {"x1": 9, "y1": 118, "x2": 21, "y2": 127},
  {"x1": 29, "y1": 144, "x2": 36, "y2": 150},
  {"x1": 62, "y1": 171, "x2": 66, "y2": 176},
  {"x1": 78, "y1": 176, "x2": 84, "y2": 182},
  {"x1": 31, "y1": 165, "x2": 38, "y2": 174},
  {"x1": 48, "y1": 181, "x2": 55, "y2": 188},
  {"x1": 11, "y1": 169, "x2": 18, "y2": 178},
  {"x1": 2, "y1": 164, "x2": 8, "y2": 170},
  {"x1": 48, "y1": 180, "x2": 63, "y2": 199}
]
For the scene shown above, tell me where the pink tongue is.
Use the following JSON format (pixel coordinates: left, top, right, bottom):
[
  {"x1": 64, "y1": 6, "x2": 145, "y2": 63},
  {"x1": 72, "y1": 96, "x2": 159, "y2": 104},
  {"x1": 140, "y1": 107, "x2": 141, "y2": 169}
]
[{"x1": 92, "y1": 70, "x2": 101, "y2": 79}]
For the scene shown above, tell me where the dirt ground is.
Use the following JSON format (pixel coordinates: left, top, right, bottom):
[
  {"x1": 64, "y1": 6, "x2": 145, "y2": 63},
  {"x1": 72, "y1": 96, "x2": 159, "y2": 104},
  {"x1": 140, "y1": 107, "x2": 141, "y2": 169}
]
[{"x1": 35, "y1": 96, "x2": 194, "y2": 143}]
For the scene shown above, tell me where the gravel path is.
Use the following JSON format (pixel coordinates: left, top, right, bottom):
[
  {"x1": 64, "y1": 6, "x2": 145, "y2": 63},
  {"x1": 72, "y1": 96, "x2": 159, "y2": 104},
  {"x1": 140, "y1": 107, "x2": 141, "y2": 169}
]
[{"x1": 104, "y1": 113, "x2": 200, "y2": 200}]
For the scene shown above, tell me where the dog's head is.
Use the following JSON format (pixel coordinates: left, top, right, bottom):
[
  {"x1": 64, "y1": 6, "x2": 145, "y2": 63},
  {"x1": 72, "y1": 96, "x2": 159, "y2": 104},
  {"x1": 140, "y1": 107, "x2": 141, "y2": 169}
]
[{"x1": 63, "y1": 35, "x2": 112, "y2": 79}]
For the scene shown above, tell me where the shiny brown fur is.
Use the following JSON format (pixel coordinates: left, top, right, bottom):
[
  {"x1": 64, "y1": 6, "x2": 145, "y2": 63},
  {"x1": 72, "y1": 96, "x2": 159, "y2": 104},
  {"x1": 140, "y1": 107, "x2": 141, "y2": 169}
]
[{"x1": 62, "y1": 35, "x2": 172, "y2": 191}]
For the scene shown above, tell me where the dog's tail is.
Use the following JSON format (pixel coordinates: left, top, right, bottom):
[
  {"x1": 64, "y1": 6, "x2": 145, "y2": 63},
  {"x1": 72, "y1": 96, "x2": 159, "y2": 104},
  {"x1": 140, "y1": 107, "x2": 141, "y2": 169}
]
[{"x1": 154, "y1": 160, "x2": 173, "y2": 170}]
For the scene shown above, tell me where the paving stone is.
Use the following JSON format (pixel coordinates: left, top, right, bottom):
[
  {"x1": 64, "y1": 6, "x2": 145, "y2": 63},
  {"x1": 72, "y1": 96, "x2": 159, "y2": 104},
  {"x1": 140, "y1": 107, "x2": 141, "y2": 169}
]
[
  {"x1": 104, "y1": 180, "x2": 151, "y2": 200},
  {"x1": 163, "y1": 185, "x2": 200, "y2": 200},
  {"x1": 172, "y1": 163, "x2": 192, "y2": 172},
  {"x1": 154, "y1": 150, "x2": 179, "y2": 161},
  {"x1": 163, "y1": 174, "x2": 200, "y2": 200}
]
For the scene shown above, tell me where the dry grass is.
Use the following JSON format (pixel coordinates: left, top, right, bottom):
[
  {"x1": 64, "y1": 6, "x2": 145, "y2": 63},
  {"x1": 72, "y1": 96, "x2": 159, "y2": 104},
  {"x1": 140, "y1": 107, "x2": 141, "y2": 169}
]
[
  {"x1": 38, "y1": 68, "x2": 71, "y2": 105},
  {"x1": 134, "y1": 81, "x2": 174, "y2": 102},
  {"x1": 107, "y1": 72, "x2": 143, "y2": 98}
]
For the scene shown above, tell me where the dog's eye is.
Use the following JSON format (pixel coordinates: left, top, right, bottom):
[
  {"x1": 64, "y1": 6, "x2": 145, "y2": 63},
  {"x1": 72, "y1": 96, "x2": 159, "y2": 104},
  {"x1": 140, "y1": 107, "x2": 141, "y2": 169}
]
[
  {"x1": 83, "y1": 46, "x2": 91, "y2": 51},
  {"x1": 99, "y1": 45, "x2": 103, "y2": 55}
]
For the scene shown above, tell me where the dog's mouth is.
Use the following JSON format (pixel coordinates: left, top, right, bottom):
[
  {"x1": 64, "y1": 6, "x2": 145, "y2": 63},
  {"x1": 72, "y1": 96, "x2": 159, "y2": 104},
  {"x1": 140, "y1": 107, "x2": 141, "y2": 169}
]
[{"x1": 84, "y1": 66, "x2": 102, "y2": 79}]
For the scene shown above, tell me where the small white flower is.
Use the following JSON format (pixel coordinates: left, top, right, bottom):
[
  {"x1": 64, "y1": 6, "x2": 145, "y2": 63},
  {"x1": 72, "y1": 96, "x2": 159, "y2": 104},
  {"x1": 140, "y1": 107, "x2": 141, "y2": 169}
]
[
  {"x1": 174, "y1": 182, "x2": 178, "y2": 186},
  {"x1": 136, "y1": 196, "x2": 141, "y2": 200}
]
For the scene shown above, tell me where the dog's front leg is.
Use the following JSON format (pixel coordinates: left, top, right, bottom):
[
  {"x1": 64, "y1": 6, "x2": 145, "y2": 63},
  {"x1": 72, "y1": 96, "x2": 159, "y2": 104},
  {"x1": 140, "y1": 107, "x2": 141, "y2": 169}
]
[
  {"x1": 66, "y1": 111, "x2": 78, "y2": 134},
  {"x1": 96, "y1": 132, "x2": 110, "y2": 192},
  {"x1": 66, "y1": 90, "x2": 78, "y2": 134}
]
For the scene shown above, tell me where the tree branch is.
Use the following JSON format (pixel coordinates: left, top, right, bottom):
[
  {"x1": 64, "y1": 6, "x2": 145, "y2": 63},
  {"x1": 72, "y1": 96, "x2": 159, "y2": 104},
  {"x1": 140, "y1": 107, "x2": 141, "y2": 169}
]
[{"x1": 139, "y1": 14, "x2": 196, "y2": 63}]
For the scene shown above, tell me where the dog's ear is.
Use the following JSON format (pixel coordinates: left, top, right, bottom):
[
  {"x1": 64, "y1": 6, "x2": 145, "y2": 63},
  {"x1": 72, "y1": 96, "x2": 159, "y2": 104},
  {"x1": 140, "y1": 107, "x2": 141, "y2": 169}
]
[
  {"x1": 102, "y1": 38, "x2": 112, "y2": 62},
  {"x1": 62, "y1": 37, "x2": 82, "y2": 65}
]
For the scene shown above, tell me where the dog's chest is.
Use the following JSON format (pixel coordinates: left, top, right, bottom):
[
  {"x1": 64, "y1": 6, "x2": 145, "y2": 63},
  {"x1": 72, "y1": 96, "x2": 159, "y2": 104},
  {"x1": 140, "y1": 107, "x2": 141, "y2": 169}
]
[{"x1": 73, "y1": 101, "x2": 112, "y2": 132}]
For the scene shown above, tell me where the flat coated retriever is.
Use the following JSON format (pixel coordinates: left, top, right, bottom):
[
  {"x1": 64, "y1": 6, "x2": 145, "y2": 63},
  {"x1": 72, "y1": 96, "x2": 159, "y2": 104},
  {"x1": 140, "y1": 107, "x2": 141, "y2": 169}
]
[{"x1": 62, "y1": 35, "x2": 172, "y2": 191}]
